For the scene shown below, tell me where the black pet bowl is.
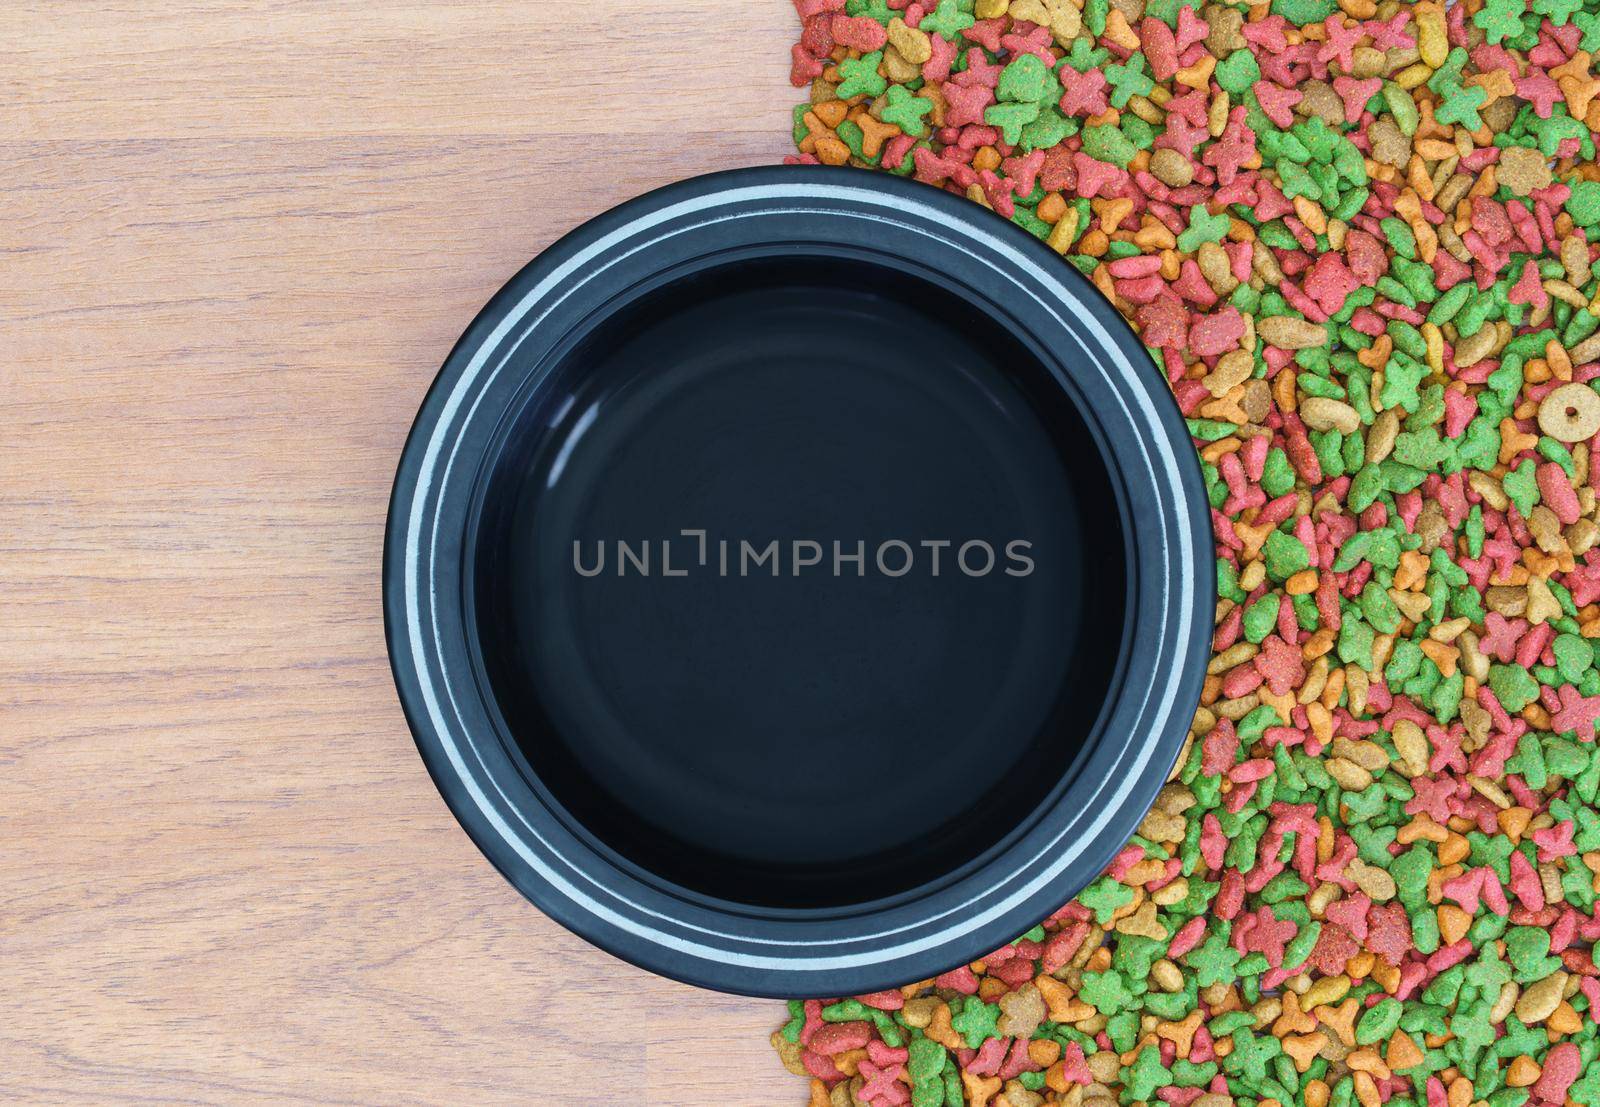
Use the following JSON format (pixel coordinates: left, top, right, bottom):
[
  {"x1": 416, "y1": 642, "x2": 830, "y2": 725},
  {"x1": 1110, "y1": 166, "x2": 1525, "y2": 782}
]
[{"x1": 384, "y1": 166, "x2": 1212, "y2": 997}]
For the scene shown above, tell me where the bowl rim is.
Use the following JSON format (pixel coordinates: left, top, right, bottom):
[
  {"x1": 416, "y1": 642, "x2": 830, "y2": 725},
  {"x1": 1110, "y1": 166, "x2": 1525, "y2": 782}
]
[{"x1": 383, "y1": 165, "x2": 1214, "y2": 997}]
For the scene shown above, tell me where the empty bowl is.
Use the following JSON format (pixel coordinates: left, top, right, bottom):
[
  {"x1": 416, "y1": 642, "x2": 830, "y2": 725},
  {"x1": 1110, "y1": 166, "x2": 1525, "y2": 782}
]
[{"x1": 384, "y1": 166, "x2": 1212, "y2": 996}]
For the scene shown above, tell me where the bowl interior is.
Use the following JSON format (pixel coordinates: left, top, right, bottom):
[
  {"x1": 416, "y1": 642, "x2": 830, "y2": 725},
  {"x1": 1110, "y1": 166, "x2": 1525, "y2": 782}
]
[{"x1": 468, "y1": 252, "x2": 1129, "y2": 910}]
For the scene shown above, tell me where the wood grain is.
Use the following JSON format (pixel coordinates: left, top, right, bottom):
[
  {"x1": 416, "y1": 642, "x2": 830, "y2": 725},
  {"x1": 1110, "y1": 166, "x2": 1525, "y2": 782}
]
[{"x1": 1, "y1": 3, "x2": 803, "y2": 1102}]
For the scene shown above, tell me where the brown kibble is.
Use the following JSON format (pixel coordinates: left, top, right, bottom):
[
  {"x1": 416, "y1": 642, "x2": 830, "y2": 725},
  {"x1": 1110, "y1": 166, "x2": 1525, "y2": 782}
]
[
  {"x1": 1240, "y1": 379, "x2": 1271, "y2": 423},
  {"x1": 1567, "y1": 518, "x2": 1600, "y2": 556},
  {"x1": 1300, "y1": 397, "x2": 1362, "y2": 434},
  {"x1": 1004, "y1": 1080, "x2": 1046, "y2": 1107},
  {"x1": 1527, "y1": 575, "x2": 1562, "y2": 625},
  {"x1": 1259, "y1": 316, "x2": 1328, "y2": 349},
  {"x1": 773, "y1": 1032, "x2": 809, "y2": 1076},
  {"x1": 1347, "y1": 857, "x2": 1397, "y2": 901},
  {"x1": 1369, "y1": 118, "x2": 1411, "y2": 167},
  {"x1": 1203, "y1": 349, "x2": 1254, "y2": 397},
  {"x1": 997, "y1": 984, "x2": 1047, "y2": 1039},
  {"x1": 1140, "y1": 807, "x2": 1186, "y2": 841},
  {"x1": 1572, "y1": 329, "x2": 1600, "y2": 366},
  {"x1": 1482, "y1": 95, "x2": 1518, "y2": 133},
  {"x1": 1300, "y1": 81, "x2": 1346, "y2": 127},
  {"x1": 1151, "y1": 958, "x2": 1186, "y2": 991},
  {"x1": 1116, "y1": 898, "x2": 1168, "y2": 939},
  {"x1": 1537, "y1": 381, "x2": 1600, "y2": 443},
  {"x1": 901, "y1": 996, "x2": 940, "y2": 1028},
  {"x1": 1085, "y1": 1050, "x2": 1121, "y2": 1083},
  {"x1": 881, "y1": 45, "x2": 923, "y2": 84},
  {"x1": 1562, "y1": 236, "x2": 1591, "y2": 286},
  {"x1": 1365, "y1": 408, "x2": 1400, "y2": 464},
  {"x1": 1498, "y1": 806, "x2": 1532, "y2": 841},
  {"x1": 1150, "y1": 147, "x2": 1194, "y2": 187},
  {"x1": 1527, "y1": 505, "x2": 1566, "y2": 555},
  {"x1": 1515, "y1": 971, "x2": 1566, "y2": 1023},
  {"x1": 1454, "y1": 324, "x2": 1498, "y2": 368},
  {"x1": 1198, "y1": 240, "x2": 1238, "y2": 295},
  {"x1": 1204, "y1": 4, "x2": 1246, "y2": 54},
  {"x1": 833, "y1": 1047, "x2": 868, "y2": 1076},
  {"x1": 962, "y1": 1071, "x2": 1004, "y2": 1107},
  {"x1": 1437, "y1": 903, "x2": 1471, "y2": 944},
  {"x1": 1326, "y1": 756, "x2": 1373, "y2": 791},
  {"x1": 1391, "y1": 718, "x2": 1428, "y2": 775},
  {"x1": 1485, "y1": 585, "x2": 1529, "y2": 617},
  {"x1": 1497, "y1": 144, "x2": 1554, "y2": 197},
  {"x1": 886, "y1": 17, "x2": 933, "y2": 64}
]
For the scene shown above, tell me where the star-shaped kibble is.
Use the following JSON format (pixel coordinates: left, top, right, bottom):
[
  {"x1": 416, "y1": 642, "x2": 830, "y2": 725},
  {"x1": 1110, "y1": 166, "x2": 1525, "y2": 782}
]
[
  {"x1": 880, "y1": 85, "x2": 932, "y2": 137},
  {"x1": 1078, "y1": 968, "x2": 1135, "y2": 1016},
  {"x1": 835, "y1": 51, "x2": 888, "y2": 99},
  {"x1": 920, "y1": 0, "x2": 976, "y2": 41},
  {"x1": 1123, "y1": 1045, "x2": 1173, "y2": 1102},
  {"x1": 1473, "y1": 0, "x2": 1525, "y2": 45},
  {"x1": 1103, "y1": 55, "x2": 1154, "y2": 108},
  {"x1": 1224, "y1": 1029, "x2": 1283, "y2": 1085},
  {"x1": 948, "y1": 997, "x2": 999, "y2": 1050},
  {"x1": 1434, "y1": 82, "x2": 1487, "y2": 129},
  {"x1": 1186, "y1": 928, "x2": 1243, "y2": 987}
]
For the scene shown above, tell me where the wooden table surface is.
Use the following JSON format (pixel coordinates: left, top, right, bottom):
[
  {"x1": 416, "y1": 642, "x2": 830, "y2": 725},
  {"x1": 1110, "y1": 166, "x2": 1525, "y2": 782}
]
[{"x1": 2, "y1": 4, "x2": 803, "y2": 1102}]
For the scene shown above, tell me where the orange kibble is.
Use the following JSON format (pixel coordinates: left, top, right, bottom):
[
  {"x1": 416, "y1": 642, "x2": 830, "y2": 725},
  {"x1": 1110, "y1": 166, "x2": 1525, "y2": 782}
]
[
  {"x1": 1283, "y1": 1032, "x2": 1325, "y2": 1071},
  {"x1": 977, "y1": 976, "x2": 1009, "y2": 1001},
  {"x1": 1438, "y1": 833, "x2": 1471, "y2": 866},
  {"x1": 1506, "y1": 1055, "x2": 1542, "y2": 1087},
  {"x1": 926, "y1": 1002, "x2": 962, "y2": 1050},
  {"x1": 1317, "y1": 998, "x2": 1360, "y2": 1046},
  {"x1": 1357, "y1": 334, "x2": 1394, "y2": 371},
  {"x1": 1286, "y1": 569, "x2": 1318, "y2": 595},
  {"x1": 1386, "y1": 1030, "x2": 1424, "y2": 1071},
  {"x1": 1498, "y1": 806, "x2": 1532, "y2": 841},
  {"x1": 814, "y1": 100, "x2": 849, "y2": 128},
  {"x1": 1549, "y1": 1001, "x2": 1583, "y2": 1035},
  {"x1": 1304, "y1": 626, "x2": 1337, "y2": 659},
  {"x1": 1347, "y1": 1048, "x2": 1390, "y2": 1078},
  {"x1": 1371, "y1": 960, "x2": 1401, "y2": 995},
  {"x1": 1133, "y1": 219, "x2": 1178, "y2": 250},
  {"x1": 1438, "y1": 904, "x2": 1472, "y2": 945},
  {"x1": 1274, "y1": 368, "x2": 1298, "y2": 413},
  {"x1": 834, "y1": 1047, "x2": 868, "y2": 1076},
  {"x1": 961, "y1": 1071, "x2": 1003, "y2": 1107}
]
